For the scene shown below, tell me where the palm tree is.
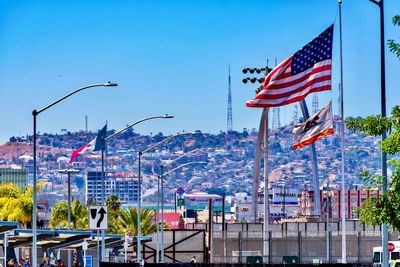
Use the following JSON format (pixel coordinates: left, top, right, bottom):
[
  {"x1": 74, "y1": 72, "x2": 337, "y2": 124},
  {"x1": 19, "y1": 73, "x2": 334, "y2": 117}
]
[
  {"x1": 118, "y1": 208, "x2": 157, "y2": 236},
  {"x1": 106, "y1": 195, "x2": 121, "y2": 211},
  {"x1": 50, "y1": 199, "x2": 88, "y2": 230}
]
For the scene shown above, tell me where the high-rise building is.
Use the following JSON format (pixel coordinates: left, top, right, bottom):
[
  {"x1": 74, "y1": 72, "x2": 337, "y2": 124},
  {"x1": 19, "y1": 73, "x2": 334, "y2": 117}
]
[
  {"x1": 0, "y1": 168, "x2": 28, "y2": 189},
  {"x1": 86, "y1": 170, "x2": 139, "y2": 204}
]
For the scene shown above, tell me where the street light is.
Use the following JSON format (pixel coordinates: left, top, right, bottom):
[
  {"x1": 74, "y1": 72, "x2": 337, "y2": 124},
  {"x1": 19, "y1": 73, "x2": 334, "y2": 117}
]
[
  {"x1": 159, "y1": 148, "x2": 210, "y2": 263},
  {"x1": 138, "y1": 131, "x2": 201, "y2": 262},
  {"x1": 57, "y1": 168, "x2": 80, "y2": 230},
  {"x1": 159, "y1": 161, "x2": 208, "y2": 262},
  {"x1": 100, "y1": 114, "x2": 174, "y2": 261},
  {"x1": 362, "y1": 0, "x2": 388, "y2": 265},
  {"x1": 57, "y1": 168, "x2": 79, "y2": 267},
  {"x1": 32, "y1": 82, "x2": 117, "y2": 267}
]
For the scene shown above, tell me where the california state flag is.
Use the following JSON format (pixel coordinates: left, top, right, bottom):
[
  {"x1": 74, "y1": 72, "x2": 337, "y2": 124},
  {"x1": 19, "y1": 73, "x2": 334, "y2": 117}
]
[{"x1": 292, "y1": 101, "x2": 334, "y2": 149}]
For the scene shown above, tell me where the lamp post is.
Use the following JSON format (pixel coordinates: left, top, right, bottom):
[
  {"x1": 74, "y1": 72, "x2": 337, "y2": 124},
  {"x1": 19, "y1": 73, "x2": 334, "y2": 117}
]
[
  {"x1": 159, "y1": 161, "x2": 208, "y2": 262},
  {"x1": 57, "y1": 168, "x2": 80, "y2": 230},
  {"x1": 32, "y1": 82, "x2": 117, "y2": 267},
  {"x1": 57, "y1": 168, "x2": 79, "y2": 267},
  {"x1": 160, "y1": 148, "x2": 210, "y2": 262},
  {"x1": 138, "y1": 132, "x2": 201, "y2": 262},
  {"x1": 100, "y1": 115, "x2": 174, "y2": 261},
  {"x1": 367, "y1": 0, "x2": 388, "y2": 266}
]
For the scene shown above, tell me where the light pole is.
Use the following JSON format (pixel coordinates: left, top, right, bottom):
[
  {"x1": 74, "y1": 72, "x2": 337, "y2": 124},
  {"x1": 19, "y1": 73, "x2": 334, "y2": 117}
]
[
  {"x1": 57, "y1": 168, "x2": 80, "y2": 230},
  {"x1": 32, "y1": 82, "x2": 117, "y2": 267},
  {"x1": 57, "y1": 168, "x2": 79, "y2": 267},
  {"x1": 138, "y1": 132, "x2": 201, "y2": 262},
  {"x1": 159, "y1": 161, "x2": 208, "y2": 262},
  {"x1": 159, "y1": 148, "x2": 210, "y2": 262},
  {"x1": 368, "y1": 0, "x2": 388, "y2": 266},
  {"x1": 100, "y1": 114, "x2": 174, "y2": 261}
]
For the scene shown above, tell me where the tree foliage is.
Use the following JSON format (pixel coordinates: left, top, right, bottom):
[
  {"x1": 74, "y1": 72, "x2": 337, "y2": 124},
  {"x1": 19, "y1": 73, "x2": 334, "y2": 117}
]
[
  {"x1": 49, "y1": 199, "x2": 88, "y2": 230},
  {"x1": 0, "y1": 183, "x2": 43, "y2": 228},
  {"x1": 388, "y1": 16, "x2": 400, "y2": 59},
  {"x1": 118, "y1": 208, "x2": 157, "y2": 236},
  {"x1": 49, "y1": 195, "x2": 158, "y2": 236},
  {"x1": 346, "y1": 106, "x2": 400, "y2": 230}
]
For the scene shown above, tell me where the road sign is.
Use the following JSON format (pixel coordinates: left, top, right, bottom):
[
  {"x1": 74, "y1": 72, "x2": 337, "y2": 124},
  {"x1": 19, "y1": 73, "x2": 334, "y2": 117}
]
[
  {"x1": 389, "y1": 242, "x2": 395, "y2": 252},
  {"x1": 246, "y1": 256, "x2": 263, "y2": 264},
  {"x1": 176, "y1": 187, "x2": 185, "y2": 195},
  {"x1": 177, "y1": 198, "x2": 185, "y2": 206},
  {"x1": 84, "y1": 255, "x2": 92, "y2": 267},
  {"x1": 88, "y1": 205, "x2": 108, "y2": 230},
  {"x1": 282, "y1": 256, "x2": 299, "y2": 264}
]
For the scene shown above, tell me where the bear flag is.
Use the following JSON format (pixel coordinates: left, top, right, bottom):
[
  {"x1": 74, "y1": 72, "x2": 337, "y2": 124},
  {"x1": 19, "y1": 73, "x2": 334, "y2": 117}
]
[{"x1": 292, "y1": 102, "x2": 333, "y2": 149}]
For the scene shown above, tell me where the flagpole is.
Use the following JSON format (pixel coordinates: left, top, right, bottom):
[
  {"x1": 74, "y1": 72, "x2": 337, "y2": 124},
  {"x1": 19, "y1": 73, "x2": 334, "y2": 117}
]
[
  {"x1": 263, "y1": 108, "x2": 270, "y2": 263},
  {"x1": 299, "y1": 100, "x2": 321, "y2": 217},
  {"x1": 101, "y1": 139, "x2": 106, "y2": 261},
  {"x1": 338, "y1": 0, "x2": 347, "y2": 263}
]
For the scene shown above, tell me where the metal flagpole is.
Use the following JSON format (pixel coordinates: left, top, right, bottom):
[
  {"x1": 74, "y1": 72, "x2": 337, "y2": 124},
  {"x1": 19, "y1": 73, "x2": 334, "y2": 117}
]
[
  {"x1": 338, "y1": 0, "x2": 347, "y2": 263},
  {"x1": 326, "y1": 178, "x2": 330, "y2": 263},
  {"x1": 263, "y1": 108, "x2": 270, "y2": 262},
  {"x1": 299, "y1": 100, "x2": 321, "y2": 217},
  {"x1": 101, "y1": 139, "x2": 106, "y2": 261}
]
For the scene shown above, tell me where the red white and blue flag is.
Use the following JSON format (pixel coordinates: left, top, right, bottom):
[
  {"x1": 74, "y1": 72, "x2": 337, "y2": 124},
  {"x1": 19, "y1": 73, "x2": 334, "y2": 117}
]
[
  {"x1": 246, "y1": 25, "x2": 334, "y2": 108},
  {"x1": 68, "y1": 124, "x2": 107, "y2": 163}
]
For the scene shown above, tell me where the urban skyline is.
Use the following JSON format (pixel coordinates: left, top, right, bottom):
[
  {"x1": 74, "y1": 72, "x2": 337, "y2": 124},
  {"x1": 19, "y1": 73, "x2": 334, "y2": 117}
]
[{"x1": 0, "y1": 0, "x2": 400, "y2": 143}]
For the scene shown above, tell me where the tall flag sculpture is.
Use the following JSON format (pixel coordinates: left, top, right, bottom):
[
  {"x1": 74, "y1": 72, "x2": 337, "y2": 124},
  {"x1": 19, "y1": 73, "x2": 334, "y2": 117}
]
[
  {"x1": 292, "y1": 102, "x2": 334, "y2": 149},
  {"x1": 246, "y1": 24, "x2": 333, "y2": 108},
  {"x1": 69, "y1": 124, "x2": 107, "y2": 163},
  {"x1": 246, "y1": 25, "x2": 335, "y2": 259}
]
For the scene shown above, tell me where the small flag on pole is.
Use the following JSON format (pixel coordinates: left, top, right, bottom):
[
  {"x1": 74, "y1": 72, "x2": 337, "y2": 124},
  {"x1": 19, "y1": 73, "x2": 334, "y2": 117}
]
[
  {"x1": 246, "y1": 25, "x2": 334, "y2": 108},
  {"x1": 292, "y1": 102, "x2": 334, "y2": 149},
  {"x1": 69, "y1": 124, "x2": 107, "y2": 163}
]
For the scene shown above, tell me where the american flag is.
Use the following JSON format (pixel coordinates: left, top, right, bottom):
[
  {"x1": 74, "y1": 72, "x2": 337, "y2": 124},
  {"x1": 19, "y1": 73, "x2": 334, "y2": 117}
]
[{"x1": 246, "y1": 25, "x2": 334, "y2": 108}]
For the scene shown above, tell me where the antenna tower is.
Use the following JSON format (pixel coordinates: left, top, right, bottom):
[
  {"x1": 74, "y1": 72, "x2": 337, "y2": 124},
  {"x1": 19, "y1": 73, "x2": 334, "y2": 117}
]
[
  {"x1": 85, "y1": 115, "x2": 88, "y2": 132},
  {"x1": 272, "y1": 108, "x2": 281, "y2": 131},
  {"x1": 293, "y1": 105, "x2": 299, "y2": 124},
  {"x1": 312, "y1": 94, "x2": 319, "y2": 114},
  {"x1": 227, "y1": 65, "x2": 233, "y2": 132}
]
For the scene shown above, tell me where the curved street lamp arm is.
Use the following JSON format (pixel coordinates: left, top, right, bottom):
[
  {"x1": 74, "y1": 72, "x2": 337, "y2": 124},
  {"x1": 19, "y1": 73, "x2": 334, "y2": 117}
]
[
  {"x1": 34, "y1": 82, "x2": 117, "y2": 115},
  {"x1": 105, "y1": 115, "x2": 173, "y2": 142},
  {"x1": 141, "y1": 131, "x2": 200, "y2": 155},
  {"x1": 160, "y1": 161, "x2": 207, "y2": 177},
  {"x1": 162, "y1": 147, "x2": 212, "y2": 169}
]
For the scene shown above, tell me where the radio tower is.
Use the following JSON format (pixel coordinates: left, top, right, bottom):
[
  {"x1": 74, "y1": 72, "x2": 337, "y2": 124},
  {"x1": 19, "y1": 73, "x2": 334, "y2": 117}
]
[
  {"x1": 312, "y1": 94, "x2": 319, "y2": 114},
  {"x1": 85, "y1": 115, "x2": 88, "y2": 132},
  {"x1": 293, "y1": 105, "x2": 299, "y2": 124},
  {"x1": 271, "y1": 57, "x2": 281, "y2": 131},
  {"x1": 227, "y1": 65, "x2": 233, "y2": 132},
  {"x1": 272, "y1": 108, "x2": 281, "y2": 131}
]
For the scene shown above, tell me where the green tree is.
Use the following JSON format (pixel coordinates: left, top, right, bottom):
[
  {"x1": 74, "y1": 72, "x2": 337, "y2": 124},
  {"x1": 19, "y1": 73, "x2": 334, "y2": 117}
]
[
  {"x1": 388, "y1": 16, "x2": 400, "y2": 59},
  {"x1": 118, "y1": 208, "x2": 157, "y2": 236},
  {"x1": 346, "y1": 106, "x2": 400, "y2": 230},
  {"x1": 50, "y1": 199, "x2": 88, "y2": 230},
  {"x1": 105, "y1": 195, "x2": 123, "y2": 234},
  {"x1": 0, "y1": 183, "x2": 43, "y2": 228},
  {"x1": 106, "y1": 195, "x2": 121, "y2": 211}
]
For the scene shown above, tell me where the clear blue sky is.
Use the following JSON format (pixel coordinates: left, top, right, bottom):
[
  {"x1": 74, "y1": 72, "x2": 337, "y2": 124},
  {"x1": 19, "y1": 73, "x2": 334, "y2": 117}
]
[{"x1": 0, "y1": 0, "x2": 399, "y2": 143}]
